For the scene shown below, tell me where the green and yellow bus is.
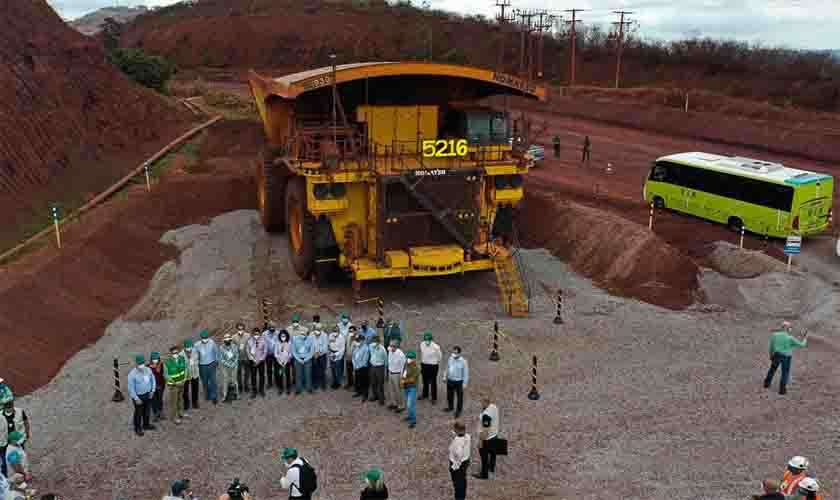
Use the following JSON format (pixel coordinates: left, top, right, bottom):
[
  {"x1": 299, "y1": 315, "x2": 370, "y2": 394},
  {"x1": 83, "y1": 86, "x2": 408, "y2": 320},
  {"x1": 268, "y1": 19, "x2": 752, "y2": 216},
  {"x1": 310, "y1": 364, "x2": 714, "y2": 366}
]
[{"x1": 644, "y1": 152, "x2": 833, "y2": 237}]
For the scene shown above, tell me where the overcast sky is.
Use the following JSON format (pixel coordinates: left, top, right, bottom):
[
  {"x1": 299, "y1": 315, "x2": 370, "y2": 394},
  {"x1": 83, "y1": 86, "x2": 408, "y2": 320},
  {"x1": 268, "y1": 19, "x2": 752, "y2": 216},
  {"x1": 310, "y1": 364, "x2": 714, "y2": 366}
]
[{"x1": 49, "y1": 0, "x2": 840, "y2": 50}]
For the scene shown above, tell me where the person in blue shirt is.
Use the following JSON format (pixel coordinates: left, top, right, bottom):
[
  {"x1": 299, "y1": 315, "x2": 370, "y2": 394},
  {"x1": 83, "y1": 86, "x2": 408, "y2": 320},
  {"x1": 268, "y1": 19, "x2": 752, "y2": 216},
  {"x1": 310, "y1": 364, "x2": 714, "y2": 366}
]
[
  {"x1": 361, "y1": 320, "x2": 377, "y2": 344},
  {"x1": 195, "y1": 330, "x2": 220, "y2": 404},
  {"x1": 127, "y1": 354, "x2": 157, "y2": 436},
  {"x1": 352, "y1": 333, "x2": 371, "y2": 401},
  {"x1": 262, "y1": 324, "x2": 279, "y2": 390},
  {"x1": 443, "y1": 345, "x2": 469, "y2": 419},
  {"x1": 292, "y1": 328, "x2": 315, "y2": 395}
]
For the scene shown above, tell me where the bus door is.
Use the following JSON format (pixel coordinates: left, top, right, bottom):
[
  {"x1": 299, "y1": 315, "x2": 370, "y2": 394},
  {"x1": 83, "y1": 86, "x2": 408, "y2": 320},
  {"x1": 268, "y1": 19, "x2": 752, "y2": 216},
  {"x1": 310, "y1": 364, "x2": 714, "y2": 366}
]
[{"x1": 677, "y1": 166, "x2": 703, "y2": 215}]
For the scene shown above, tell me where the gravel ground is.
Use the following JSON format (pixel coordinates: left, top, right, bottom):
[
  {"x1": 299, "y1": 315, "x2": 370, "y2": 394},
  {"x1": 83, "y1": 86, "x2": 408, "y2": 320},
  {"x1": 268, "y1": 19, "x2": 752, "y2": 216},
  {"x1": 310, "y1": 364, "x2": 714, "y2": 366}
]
[{"x1": 18, "y1": 211, "x2": 840, "y2": 500}]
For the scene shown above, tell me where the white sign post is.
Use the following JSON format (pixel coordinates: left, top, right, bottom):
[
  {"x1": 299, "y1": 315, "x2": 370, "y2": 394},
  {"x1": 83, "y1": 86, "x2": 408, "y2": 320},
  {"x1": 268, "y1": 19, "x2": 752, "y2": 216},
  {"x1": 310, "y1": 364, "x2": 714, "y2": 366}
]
[{"x1": 784, "y1": 234, "x2": 801, "y2": 272}]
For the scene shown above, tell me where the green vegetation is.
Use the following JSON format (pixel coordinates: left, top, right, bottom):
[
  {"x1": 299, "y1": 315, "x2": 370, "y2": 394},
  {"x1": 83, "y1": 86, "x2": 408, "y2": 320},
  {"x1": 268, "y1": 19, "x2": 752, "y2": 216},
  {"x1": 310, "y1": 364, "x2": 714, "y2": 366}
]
[{"x1": 107, "y1": 48, "x2": 176, "y2": 93}]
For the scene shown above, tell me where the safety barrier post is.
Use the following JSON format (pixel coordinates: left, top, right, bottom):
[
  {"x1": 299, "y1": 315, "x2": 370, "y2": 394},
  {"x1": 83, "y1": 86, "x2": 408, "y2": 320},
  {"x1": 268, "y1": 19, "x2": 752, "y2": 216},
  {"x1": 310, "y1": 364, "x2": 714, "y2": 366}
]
[
  {"x1": 489, "y1": 321, "x2": 500, "y2": 361},
  {"x1": 553, "y1": 289, "x2": 563, "y2": 325},
  {"x1": 376, "y1": 298, "x2": 385, "y2": 328},
  {"x1": 50, "y1": 204, "x2": 61, "y2": 249},
  {"x1": 527, "y1": 355, "x2": 540, "y2": 400},
  {"x1": 262, "y1": 298, "x2": 272, "y2": 325},
  {"x1": 112, "y1": 358, "x2": 125, "y2": 402},
  {"x1": 739, "y1": 225, "x2": 745, "y2": 249},
  {"x1": 143, "y1": 161, "x2": 152, "y2": 192},
  {"x1": 648, "y1": 201, "x2": 654, "y2": 231}
]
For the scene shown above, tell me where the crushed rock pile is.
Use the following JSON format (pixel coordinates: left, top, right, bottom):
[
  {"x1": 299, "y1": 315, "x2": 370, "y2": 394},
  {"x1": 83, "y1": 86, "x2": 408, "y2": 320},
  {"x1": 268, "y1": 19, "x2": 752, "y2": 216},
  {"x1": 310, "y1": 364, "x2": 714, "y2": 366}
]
[{"x1": 703, "y1": 241, "x2": 786, "y2": 278}]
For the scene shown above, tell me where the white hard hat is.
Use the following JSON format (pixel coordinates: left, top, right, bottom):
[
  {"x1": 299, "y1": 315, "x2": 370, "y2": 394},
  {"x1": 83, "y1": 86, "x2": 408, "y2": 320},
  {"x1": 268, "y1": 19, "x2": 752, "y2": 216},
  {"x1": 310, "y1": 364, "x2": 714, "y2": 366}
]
[
  {"x1": 798, "y1": 477, "x2": 820, "y2": 493},
  {"x1": 788, "y1": 456, "x2": 809, "y2": 469}
]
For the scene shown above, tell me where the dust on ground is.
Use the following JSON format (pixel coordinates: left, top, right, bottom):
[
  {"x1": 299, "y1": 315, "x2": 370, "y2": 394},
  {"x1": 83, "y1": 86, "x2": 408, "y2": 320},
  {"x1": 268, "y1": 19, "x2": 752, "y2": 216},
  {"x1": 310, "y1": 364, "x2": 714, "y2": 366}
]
[{"x1": 16, "y1": 209, "x2": 840, "y2": 500}]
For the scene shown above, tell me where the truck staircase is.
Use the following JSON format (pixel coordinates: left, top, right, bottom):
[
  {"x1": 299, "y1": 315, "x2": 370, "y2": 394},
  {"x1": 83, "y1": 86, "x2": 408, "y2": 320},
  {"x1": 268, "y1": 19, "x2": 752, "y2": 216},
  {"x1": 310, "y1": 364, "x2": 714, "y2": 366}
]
[
  {"x1": 492, "y1": 227, "x2": 531, "y2": 317},
  {"x1": 397, "y1": 173, "x2": 473, "y2": 249}
]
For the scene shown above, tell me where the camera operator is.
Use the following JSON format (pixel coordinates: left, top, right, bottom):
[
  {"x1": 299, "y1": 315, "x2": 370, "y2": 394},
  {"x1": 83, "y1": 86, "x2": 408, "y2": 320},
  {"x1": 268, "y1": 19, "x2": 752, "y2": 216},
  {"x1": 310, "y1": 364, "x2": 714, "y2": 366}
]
[{"x1": 217, "y1": 478, "x2": 252, "y2": 500}]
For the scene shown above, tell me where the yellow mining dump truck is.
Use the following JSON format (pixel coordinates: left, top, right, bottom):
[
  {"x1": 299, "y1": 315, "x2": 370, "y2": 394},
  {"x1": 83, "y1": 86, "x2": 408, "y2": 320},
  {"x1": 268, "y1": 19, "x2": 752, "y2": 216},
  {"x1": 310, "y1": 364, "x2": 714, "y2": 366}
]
[{"x1": 248, "y1": 62, "x2": 547, "y2": 316}]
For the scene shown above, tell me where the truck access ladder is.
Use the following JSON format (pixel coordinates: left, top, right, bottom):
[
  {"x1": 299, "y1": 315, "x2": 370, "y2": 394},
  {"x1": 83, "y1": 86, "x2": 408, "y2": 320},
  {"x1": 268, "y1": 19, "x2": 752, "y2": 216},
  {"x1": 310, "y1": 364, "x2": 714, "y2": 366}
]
[{"x1": 492, "y1": 227, "x2": 531, "y2": 317}]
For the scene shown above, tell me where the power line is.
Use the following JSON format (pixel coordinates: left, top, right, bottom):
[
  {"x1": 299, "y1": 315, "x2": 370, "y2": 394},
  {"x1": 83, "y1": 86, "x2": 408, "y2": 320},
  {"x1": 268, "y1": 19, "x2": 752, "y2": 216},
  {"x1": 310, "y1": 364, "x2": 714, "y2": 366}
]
[{"x1": 612, "y1": 10, "x2": 635, "y2": 89}]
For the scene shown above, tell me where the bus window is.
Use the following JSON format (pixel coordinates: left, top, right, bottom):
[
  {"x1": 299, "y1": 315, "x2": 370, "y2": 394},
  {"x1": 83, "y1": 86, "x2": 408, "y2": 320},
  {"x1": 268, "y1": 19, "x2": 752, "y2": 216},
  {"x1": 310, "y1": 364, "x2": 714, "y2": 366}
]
[{"x1": 650, "y1": 163, "x2": 669, "y2": 182}]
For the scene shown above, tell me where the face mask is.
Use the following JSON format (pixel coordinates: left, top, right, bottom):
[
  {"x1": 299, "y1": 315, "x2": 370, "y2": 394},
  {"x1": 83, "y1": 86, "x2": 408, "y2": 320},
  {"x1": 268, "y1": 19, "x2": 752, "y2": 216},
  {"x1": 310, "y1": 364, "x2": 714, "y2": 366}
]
[
  {"x1": 151, "y1": 360, "x2": 159, "y2": 365},
  {"x1": 388, "y1": 347, "x2": 395, "y2": 352},
  {"x1": 237, "y1": 329, "x2": 244, "y2": 334},
  {"x1": 171, "y1": 352, "x2": 179, "y2": 358},
  {"x1": 138, "y1": 363, "x2": 145, "y2": 368},
  {"x1": 186, "y1": 349, "x2": 192, "y2": 354},
  {"x1": 453, "y1": 353, "x2": 460, "y2": 358},
  {"x1": 342, "y1": 318, "x2": 349, "y2": 324},
  {"x1": 202, "y1": 339, "x2": 209, "y2": 343},
  {"x1": 293, "y1": 321, "x2": 299, "y2": 326},
  {"x1": 425, "y1": 340, "x2": 431, "y2": 345}
]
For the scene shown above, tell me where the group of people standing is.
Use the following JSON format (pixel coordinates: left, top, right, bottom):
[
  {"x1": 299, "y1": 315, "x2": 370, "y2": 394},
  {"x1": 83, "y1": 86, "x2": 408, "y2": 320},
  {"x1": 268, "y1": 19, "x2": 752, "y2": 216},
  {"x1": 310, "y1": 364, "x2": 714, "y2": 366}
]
[{"x1": 126, "y1": 312, "x2": 473, "y2": 435}]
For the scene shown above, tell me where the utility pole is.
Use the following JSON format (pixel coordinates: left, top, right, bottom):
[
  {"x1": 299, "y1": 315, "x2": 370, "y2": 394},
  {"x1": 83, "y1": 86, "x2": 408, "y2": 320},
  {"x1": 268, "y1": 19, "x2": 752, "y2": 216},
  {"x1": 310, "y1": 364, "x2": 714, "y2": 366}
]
[
  {"x1": 564, "y1": 9, "x2": 585, "y2": 86},
  {"x1": 536, "y1": 12, "x2": 554, "y2": 79},
  {"x1": 495, "y1": 0, "x2": 512, "y2": 71},
  {"x1": 612, "y1": 11, "x2": 634, "y2": 89},
  {"x1": 514, "y1": 9, "x2": 527, "y2": 76}
]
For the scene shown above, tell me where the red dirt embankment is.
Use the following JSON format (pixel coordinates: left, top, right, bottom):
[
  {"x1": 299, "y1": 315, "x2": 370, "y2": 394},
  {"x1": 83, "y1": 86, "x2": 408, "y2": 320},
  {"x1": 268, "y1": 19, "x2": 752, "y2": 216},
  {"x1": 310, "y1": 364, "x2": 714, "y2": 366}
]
[
  {"x1": 517, "y1": 192, "x2": 700, "y2": 310},
  {"x1": 0, "y1": 0, "x2": 189, "y2": 251}
]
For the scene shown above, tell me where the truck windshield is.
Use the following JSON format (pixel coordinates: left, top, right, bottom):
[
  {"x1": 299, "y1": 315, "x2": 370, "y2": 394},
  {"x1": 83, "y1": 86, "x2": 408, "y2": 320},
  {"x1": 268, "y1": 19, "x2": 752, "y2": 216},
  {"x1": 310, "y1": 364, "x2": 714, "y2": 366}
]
[{"x1": 466, "y1": 112, "x2": 509, "y2": 145}]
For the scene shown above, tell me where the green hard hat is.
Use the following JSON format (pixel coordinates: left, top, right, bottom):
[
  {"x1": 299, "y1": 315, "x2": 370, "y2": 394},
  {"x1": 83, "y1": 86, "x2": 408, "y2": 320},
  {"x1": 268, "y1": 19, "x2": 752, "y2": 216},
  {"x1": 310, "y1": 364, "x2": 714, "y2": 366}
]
[
  {"x1": 135, "y1": 354, "x2": 145, "y2": 364},
  {"x1": 341, "y1": 312, "x2": 349, "y2": 319},
  {"x1": 423, "y1": 331, "x2": 433, "y2": 341},
  {"x1": 405, "y1": 351, "x2": 417, "y2": 359},
  {"x1": 364, "y1": 468, "x2": 382, "y2": 482},
  {"x1": 184, "y1": 340, "x2": 193, "y2": 348},
  {"x1": 199, "y1": 330, "x2": 209, "y2": 339},
  {"x1": 292, "y1": 313, "x2": 301, "y2": 322},
  {"x1": 281, "y1": 447, "x2": 298, "y2": 460},
  {"x1": 7, "y1": 431, "x2": 23, "y2": 443},
  {"x1": 150, "y1": 352, "x2": 161, "y2": 360}
]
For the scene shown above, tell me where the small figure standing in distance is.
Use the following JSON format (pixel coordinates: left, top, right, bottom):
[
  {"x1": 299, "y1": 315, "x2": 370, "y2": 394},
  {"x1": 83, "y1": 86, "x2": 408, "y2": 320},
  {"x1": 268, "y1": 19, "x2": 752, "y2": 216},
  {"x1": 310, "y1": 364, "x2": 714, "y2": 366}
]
[
  {"x1": 387, "y1": 340, "x2": 406, "y2": 413},
  {"x1": 233, "y1": 324, "x2": 251, "y2": 395},
  {"x1": 418, "y1": 331, "x2": 442, "y2": 404},
  {"x1": 764, "y1": 321, "x2": 808, "y2": 395},
  {"x1": 219, "y1": 334, "x2": 240, "y2": 403},
  {"x1": 311, "y1": 316, "x2": 329, "y2": 391},
  {"x1": 163, "y1": 345, "x2": 187, "y2": 424},
  {"x1": 448, "y1": 421, "x2": 471, "y2": 500},
  {"x1": 474, "y1": 397, "x2": 500, "y2": 480},
  {"x1": 352, "y1": 333, "x2": 371, "y2": 401},
  {"x1": 339, "y1": 314, "x2": 356, "y2": 390},
  {"x1": 275, "y1": 330, "x2": 293, "y2": 396},
  {"x1": 149, "y1": 352, "x2": 166, "y2": 421},
  {"x1": 262, "y1": 323, "x2": 279, "y2": 390},
  {"x1": 247, "y1": 327, "x2": 268, "y2": 398},
  {"x1": 292, "y1": 322, "x2": 315, "y2": 395},
  {"x1": 443, "y1": 346, "x2": 469, "y2": 419},
  {"x1": 581, "y1": 135, "x2": 591, "y2": 165},
  {"x1": 181, "y1": 340, "x2": 201, "y2": 414},
  {"x1": 128, "y1": 354, "x2": 156, "y2": 436},
  {"x1": 360, "y1": 468, "x2": 389, "y2": 500},
  {"x1": 368, "y1": 336, "x2": 388, "y2": 405},
  {"x1": 552, "y1": 135, "x2": 560, "y2": 158},
  {"x1": 195, "y1": 330, "x2": 220, "y2": 405},
  {"x1": 328, "y1": 324, "x2": 345, "y2": 389},
  {"x1": 400, "y1": 351, "x2": 420, "y2": 428}
]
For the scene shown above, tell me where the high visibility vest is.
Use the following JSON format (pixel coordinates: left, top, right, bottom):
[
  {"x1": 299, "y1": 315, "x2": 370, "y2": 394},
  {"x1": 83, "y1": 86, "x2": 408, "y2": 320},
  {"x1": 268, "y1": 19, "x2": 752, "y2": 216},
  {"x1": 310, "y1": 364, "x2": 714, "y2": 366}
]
[
  {"x1": 781, "y1": 470, "x2": 807, "y2": 495},
  {"x1": 164, "y1": 356, "x2": 187, "y2": 385}
]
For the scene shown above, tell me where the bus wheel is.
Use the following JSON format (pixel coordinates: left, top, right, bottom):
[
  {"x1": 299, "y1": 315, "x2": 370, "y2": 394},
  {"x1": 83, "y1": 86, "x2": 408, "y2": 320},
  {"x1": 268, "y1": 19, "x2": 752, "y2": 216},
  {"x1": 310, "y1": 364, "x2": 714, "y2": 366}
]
[
  {"x1": 653, "y1": 196, "x2": 665, "y2": 209},
  {"x1": 728, "y1": 217, "x2": 744, "y2": 232}
]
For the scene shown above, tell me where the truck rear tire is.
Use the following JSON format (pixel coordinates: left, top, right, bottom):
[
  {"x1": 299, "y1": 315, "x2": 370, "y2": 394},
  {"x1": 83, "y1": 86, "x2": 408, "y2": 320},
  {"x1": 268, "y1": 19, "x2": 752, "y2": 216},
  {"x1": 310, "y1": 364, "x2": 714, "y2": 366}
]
[
  {"x1": 286, "y1": 177, "x2": 315, "y2": 280},
  {"x1": 257, "y1": 150, "x2": 286, "y2": 232}
]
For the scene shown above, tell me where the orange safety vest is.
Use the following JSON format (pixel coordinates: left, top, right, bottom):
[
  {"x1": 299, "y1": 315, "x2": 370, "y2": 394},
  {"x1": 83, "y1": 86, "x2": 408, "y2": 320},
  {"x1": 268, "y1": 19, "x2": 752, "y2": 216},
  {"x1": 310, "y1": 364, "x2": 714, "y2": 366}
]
[{"x1": 781, "y1": 470, "x2": 807, "y2": 496}]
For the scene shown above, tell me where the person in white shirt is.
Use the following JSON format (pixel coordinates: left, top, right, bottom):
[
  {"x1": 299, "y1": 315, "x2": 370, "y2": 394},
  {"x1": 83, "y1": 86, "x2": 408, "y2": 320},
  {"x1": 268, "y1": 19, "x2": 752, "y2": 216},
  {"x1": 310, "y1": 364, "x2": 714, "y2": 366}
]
[
  {"x1": 233, "y1": 324, "x2": 251, "y2": 394},
  {"x1": 419, "y1": 331, "x2": 442, "y2": 404},
  {"x1": 327, "y1": 327, "x2": 345, "y2": 389},
  {"x1": 448, "y1": 421, "x2": 471, "y2": 500},
  {"x1": 274, "y1": 330, "x2": 293, "y2": 395},
  {"x1": 474, "y1": 397, "x2": 500, "y2": 480},
  {"x1": 386, "y1": 340, "x2": 406, "y2": 412},
  {"x1": 279, "y1": 447, "x2": 313, "y2": 499},
  {"x1": 343, "y1": 323, "x2": 358, "y2": 390}
]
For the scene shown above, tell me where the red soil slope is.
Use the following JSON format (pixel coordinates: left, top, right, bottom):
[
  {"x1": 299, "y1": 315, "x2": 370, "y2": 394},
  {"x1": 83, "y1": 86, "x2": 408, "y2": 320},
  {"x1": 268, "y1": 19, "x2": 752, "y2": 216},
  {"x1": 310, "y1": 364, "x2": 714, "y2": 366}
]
[{"x1": 0, "y1": 0, "x2": 189, "y2": 251}]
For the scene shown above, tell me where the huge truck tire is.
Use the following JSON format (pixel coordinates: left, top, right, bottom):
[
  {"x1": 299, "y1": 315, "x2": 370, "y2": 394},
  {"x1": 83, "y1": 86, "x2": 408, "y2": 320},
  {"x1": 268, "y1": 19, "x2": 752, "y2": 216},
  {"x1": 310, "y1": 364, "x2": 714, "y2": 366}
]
[
  {"x1": 286, "y1": 176, "x2": 315, "y2": 280},
  {"x1": 257, "y1": 150, "x2": 286, "y2": 232}
]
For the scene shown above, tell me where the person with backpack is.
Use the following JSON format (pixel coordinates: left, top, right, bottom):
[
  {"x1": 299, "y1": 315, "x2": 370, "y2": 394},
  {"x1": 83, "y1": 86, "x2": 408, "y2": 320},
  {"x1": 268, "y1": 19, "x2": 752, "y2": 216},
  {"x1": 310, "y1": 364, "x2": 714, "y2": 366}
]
[{"x1": 280, "y1": 447, "x2": 317, "y2": 500}]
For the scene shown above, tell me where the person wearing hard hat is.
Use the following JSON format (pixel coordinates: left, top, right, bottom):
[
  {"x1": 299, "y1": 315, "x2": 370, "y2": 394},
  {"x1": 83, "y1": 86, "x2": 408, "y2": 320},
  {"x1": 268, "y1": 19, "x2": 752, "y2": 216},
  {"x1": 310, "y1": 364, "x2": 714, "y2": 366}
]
[
  {"x1": 149, "y1": 352, "x2": 166, "y2": 422},
  {"x1": 279, "y1": 447, "x2": 315, "y2": 500},
  {"x1": 359, "y1": 467, "x2": 389, "y2": 500},
  {"x1": 181, "y1": 340, "x2": 201, "y2": 414},
  {"x1": 400, "y1": 351, "x2": 420, "y2": 428},
  {"x1": 196, "y1": 330, "x2": 220, "y2": 405},
  {"x1": 219, "y1": 334, "x2": 240, "y2": 403},
  {"x1": 419, "y1": 331, "x2": 442, "y2": 404},
  {"x1": 128, "y1": 354, "x2": 156, "y2": 436},
  {"x1": 790, "y1": 477, "x2": 822, "y2": 500},
  {"x1": 0, "y1": 400, "x2": 30, "y2": 478},
  {"x1": 0, "y1": 379, "x2": 13, "y2": 406},
  {"x1": 780, "y1": 456, "x2": 810, "y2": 496},
  {"x1": 4, "y1": 432, "x2": 29, "y2": 483},
  {"x1": 163, "y1": 345, "x2": 188, "y2": 424},
  {"x1": 764, "y1": 321, "x2": 808, "y2": 395}
]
